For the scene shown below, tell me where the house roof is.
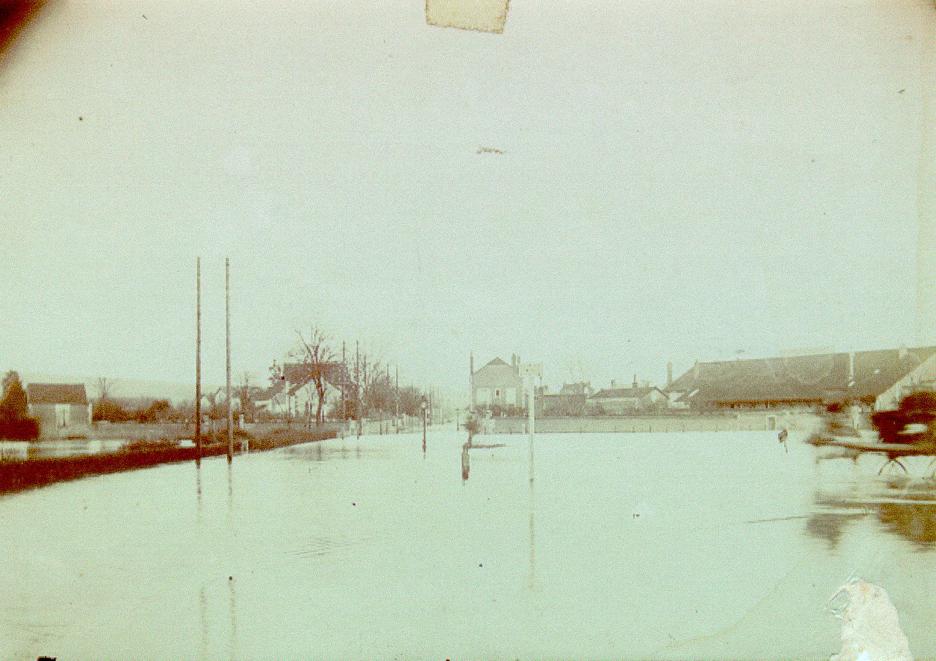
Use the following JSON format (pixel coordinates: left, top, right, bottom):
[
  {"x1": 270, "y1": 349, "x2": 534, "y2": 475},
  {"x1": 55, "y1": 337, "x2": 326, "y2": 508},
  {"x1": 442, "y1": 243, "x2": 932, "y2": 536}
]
[
  {"x1": 590, "y1": 386, "x2": 661, "y2": 400},
  {"x1": 667, "y1": 346, "x2": 936, "y2": 405},
  {"x1": 473, "y1": 357, "x2": 522, "y2": 388},
  {"x1": 26, "y1": 383, "x2": 88, "y2": 405}
]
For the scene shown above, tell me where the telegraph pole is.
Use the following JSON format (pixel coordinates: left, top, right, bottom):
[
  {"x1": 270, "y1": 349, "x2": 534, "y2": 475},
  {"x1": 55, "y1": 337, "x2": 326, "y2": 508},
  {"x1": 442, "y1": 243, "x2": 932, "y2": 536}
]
[
  {"x1": 362, "y1": 355, "x2": 368, "y2": 433},
  {"x1": 225, "y1": 257, "x2": 233, "y2": 463},
  {"x1": 195, "y1": 257, "x2": 202, "y2": 462},
  {"x1": 421, "y1": 396, "x2": 427, "y2": 453},
  {"x1": 355, "y1": 341, "x2": 361, "y2": 438},
  {"x1": 341, "y1": 341, "x2": 346, "y2": 423}
]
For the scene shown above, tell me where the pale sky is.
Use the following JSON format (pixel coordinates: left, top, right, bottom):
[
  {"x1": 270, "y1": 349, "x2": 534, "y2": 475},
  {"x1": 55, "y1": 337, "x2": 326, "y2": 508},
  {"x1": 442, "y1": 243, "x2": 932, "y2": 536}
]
[{"x1": 1, "y1": 0, "x2": 933, "y2": 398}]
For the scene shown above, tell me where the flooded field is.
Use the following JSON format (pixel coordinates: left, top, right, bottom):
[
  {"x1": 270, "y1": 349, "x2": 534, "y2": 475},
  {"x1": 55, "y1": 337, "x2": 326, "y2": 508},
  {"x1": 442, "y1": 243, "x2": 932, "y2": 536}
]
[{"x1": 1, "y1": 430, "x2": 935, "y2": 660}]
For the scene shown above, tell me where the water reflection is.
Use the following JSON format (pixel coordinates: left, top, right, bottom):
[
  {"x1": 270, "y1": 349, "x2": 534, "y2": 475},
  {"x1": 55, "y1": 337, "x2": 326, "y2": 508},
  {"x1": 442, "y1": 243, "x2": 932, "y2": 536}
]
[
  {"x1": 808, "y1": 478, "x2": 936, "y2": 550},
  {"x1": 198, "y1": 586, "x2": 209, "y2": 660},
  {"x1": 456, "y1": 435, "x2": 537, "y2": 587},
  {"x1": 226, "y1": 461, "x2": 234, "y2": 518},
  {"x1": 528, "y1": 436, "x2": 536, "y2": 591},
  {"x1": 195, "y1": 463, "x2": 203, "y2": 523},
  {"x1": 0, "y1": 439, "x2": 130, "y2": 462},
  {"x1": 228, "y1": 575, "x2": 238, "y2": 661}
]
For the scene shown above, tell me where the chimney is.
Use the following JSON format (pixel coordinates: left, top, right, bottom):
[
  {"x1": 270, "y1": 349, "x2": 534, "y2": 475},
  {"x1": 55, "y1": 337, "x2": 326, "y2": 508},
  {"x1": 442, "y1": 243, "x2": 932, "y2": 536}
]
[
  {"x1": 848, "y1": 352, "x2": 855, "y2": 385},
  {"x1": 693, "y1": 360, "x2": 701, "y2": 380},
  {"x1": 666, "y1": 361, "x2": 673, "y2": 388},
  {"x1": 633, "y1": 373, "x2": 638, "y2": 389},
  {"x1": 610, "y1": 379, "x2": 617, "y2": 388}
]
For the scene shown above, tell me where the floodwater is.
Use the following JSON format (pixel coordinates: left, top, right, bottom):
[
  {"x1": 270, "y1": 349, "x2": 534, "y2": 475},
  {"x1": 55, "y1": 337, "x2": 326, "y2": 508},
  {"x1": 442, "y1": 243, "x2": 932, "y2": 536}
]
[
  {"x1": 1, "y1": 430, "x2": 935, "y2": 660},
  {"x1": 0, "y1": 439, "x2": 132, "y2": 462}
]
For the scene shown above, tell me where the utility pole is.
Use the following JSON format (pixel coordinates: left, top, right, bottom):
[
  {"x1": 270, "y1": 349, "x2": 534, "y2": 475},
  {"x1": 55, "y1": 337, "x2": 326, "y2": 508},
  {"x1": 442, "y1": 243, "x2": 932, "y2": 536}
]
[
  {"x1": 395, "y1": 365, "x2": 399, "y2": 433},
  {"x1": 421, "y1": 396, "x2": 428, "y2": 453},
  {"x1": 195, "y1": 257, "x2": 202, "y2": 462},
  {"x1": 355, "y1": 341, "x2": 360, "y2": 438},
  {"x1": 225, "y1": 257, "x2": 233, "y2": 463},
  {"x1": 362, "y1": 355, "x2": 368, "y2": 433},
  {"x1": 341, "y1": 341, "x2": 346, "y2": 423}
]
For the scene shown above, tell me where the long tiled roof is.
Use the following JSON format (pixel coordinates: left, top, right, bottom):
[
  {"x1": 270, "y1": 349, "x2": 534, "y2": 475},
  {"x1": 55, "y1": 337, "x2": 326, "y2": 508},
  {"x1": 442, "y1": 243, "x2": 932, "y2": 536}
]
[
  {"x1": 668, "y1": 346, "x2": 936, "y2": 404},
  {"x1": 590, "y1": 386, "x2": 661, "y2": 400},
  {"x1": 26, "y1": 383, "x2": 88, "y2": 405}
]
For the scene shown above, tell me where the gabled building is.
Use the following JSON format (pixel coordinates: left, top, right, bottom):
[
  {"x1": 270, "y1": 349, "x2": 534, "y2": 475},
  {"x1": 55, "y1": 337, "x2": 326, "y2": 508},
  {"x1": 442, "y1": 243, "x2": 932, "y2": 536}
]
[
  {"x1": 26, "y1": 383, "x2": 91, "y2": 438},
  {"x1": 257, "y1": 361, "x2": 352, "y2": 420},
  {"x1": 666, "y1": 346, "x2": 936, "y2": 412},
  {"x1": 471, "y1": 354, "x2": 525, "y2": 412},
  {"x1": 586, "y1": 379, "x2": 667, "y2": 415},
  {"x1": 535, "y1": 382, "x2": 592, "y2": 416}
]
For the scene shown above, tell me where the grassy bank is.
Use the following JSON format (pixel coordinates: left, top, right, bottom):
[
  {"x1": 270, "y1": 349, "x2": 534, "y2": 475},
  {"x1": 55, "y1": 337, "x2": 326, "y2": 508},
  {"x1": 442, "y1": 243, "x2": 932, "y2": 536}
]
[{"x1": 0, "y1": 428, "x2": 337, "y2": 496}]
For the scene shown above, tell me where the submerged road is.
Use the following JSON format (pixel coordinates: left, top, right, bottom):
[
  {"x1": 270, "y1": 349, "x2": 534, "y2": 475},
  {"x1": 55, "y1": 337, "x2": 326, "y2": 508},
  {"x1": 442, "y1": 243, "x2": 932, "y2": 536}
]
[{"x1": 1, "y1": 430, "x2": 935, "y2": 659}]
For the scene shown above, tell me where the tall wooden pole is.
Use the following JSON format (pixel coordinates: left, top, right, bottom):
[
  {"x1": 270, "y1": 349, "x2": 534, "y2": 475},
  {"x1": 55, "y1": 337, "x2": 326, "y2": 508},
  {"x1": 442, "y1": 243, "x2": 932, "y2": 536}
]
[
  {"x1": 225, "y1": 257, "x2": 233, "y2": 462},
  {"x1": 355, "y1": 341, "x2": 360, "y2": 438},
  {"x1": 195, "y1": 257, "x2": 202, "y2": 461},
  {"x1": 341, "y1": 340, "x2": 346, "y2": 422}
]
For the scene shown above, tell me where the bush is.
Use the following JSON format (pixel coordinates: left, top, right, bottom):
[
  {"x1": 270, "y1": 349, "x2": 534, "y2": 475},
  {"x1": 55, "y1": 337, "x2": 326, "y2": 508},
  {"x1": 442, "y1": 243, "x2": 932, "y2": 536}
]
[
  {"x1": 93, "y1": 399, "x2": 132, "y2": 422},
  {"x1": 0, "y1": 417, "x2": 40, "y2": 440},
  {"x1": 0, "y1": 371, "x2": 40, "y2": 440},
  {"x1": 899, "y1": 391, "x2": 936, "y2": 414}
]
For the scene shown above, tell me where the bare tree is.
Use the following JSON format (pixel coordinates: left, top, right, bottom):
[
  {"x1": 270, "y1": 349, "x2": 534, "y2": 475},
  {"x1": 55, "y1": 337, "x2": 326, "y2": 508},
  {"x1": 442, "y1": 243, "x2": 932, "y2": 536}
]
[
  {"x1": 293, "y1": 326, "x2": 335, "y2": 426},
  {"x1": 203, "y1": 388, "x2": 224, "y2": 433},
  {"x1": 95, "y1": 376, "x2": 114, "y2": 401}
]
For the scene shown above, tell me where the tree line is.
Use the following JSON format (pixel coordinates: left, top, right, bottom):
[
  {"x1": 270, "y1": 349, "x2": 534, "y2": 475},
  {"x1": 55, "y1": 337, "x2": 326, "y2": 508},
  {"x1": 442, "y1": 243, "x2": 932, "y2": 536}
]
[{"x1": 266, "y1": 326, "x2": 429, "y2": 427}]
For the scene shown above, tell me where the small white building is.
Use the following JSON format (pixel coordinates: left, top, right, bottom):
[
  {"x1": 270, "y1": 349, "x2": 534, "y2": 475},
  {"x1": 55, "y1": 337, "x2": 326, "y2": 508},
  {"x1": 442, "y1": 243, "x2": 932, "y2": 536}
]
[{"x1": 26, "y1": 383, "x2": 92, "y2": 438}]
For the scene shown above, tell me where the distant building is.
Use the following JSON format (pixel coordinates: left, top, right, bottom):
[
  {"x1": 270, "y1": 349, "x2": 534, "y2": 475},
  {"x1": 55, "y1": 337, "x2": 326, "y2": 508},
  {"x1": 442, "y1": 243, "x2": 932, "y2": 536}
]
[
  {"x1": 536, "y1": 382, "x2": 592, "y2": 416},
  {"x1": 586, "y1": 378, "x2": 667, "y2": 415},
  {"x1": 26, "y1": 383, "x2": 91, "y2": 438},
  {"x1": 256, "y1": 361, "x2": 351, "y2": 420},
  {"x1": 471, "y1": 355, "x2": 524, "y2": 412},
  {"x1": 666, "y1": 346, "x2": 936, "y2": 412}
]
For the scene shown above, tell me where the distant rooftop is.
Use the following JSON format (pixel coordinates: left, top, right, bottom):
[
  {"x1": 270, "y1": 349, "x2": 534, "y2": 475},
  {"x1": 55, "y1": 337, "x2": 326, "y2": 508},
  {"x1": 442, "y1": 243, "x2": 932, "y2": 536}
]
[
  {"x1": 590, "y1": 386, "x2": 661, "y2": 399},
  {"x1": 668, "y1": 346, "x2": 936, "y2": 404},
  {"x1": 26, "y1": 383, "x2": 88, "y2": 405}
]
